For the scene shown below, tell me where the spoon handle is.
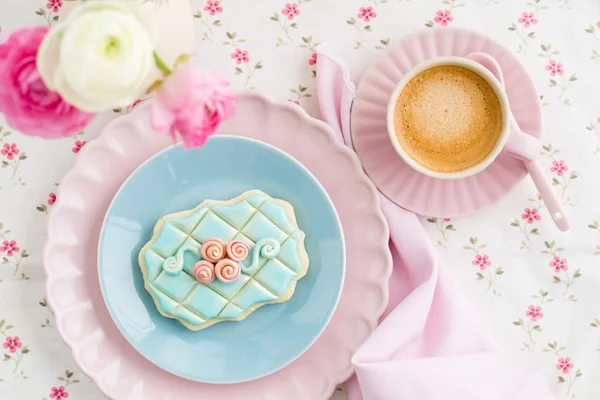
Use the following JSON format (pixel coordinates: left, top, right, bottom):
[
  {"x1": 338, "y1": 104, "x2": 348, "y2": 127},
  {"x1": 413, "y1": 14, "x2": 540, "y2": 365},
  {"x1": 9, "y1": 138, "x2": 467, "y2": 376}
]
[{"x1": 525, "y1": 160, "x2": 570, "y2": 231}]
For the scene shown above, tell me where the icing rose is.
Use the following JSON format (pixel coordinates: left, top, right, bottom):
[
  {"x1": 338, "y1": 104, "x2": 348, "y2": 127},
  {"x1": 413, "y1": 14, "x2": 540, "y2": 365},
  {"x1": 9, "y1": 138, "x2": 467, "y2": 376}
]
[
  {"x1": 226, "y1": 240, "x2": 250, "y2": 262},
  {"x1": 193, "y1": 260, "x2": 215, "y2": 284},
  {"x1": 201, "y1": 238, "x2": 226, "y2": 262},
  {"x1": 215, "y1": 258, "x2": 240, "y2": 283}
]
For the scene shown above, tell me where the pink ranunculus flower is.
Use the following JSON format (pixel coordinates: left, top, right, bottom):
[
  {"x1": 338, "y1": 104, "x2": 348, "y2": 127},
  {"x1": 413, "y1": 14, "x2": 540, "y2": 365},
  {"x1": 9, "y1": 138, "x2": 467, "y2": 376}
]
[
  {"x1": 525, "y1": 305, "x2": 543, "y2": 321},
  {"x1": 282, "y1": 3, "x2": 300, "y2": 20},
  {"x1": 434, "y1": 10, "x2": 453, "y2": 26},
  {"x1": 549, "y1": 256, "x2": 568, "y2": 273},
  {"x1": 521, "y1": 208, "x2": 541, "y2": 224},
  {"x1": 358, "y1": 6, "x2": 377, "y2": 22},
  {"x1": 472, "y1": 254, "x2": 491, "y2": 271},
  {"x1": 550, "y1": 160, "x2": 568, "y2": 176},
  {"x1": 49, "y1": 386, "x2": 69, "y2": 400},
  {"x1": 0, "y1": 240, "x2": 20, "y2": 257},
  {"x1": 545, "y1": 60, "x2": 564, "y2": 76},
  {"x1": 151, "y1": 65, "x2": 237, "y2": 149},
  {"x1": 2, "y1": 336, "x2": 22, "y2": 353},
  {"x1": 0, "y1": 26, "x2": 94, "y2": 138},
  {"x1": 518, "y1": 12, "x2": 537, "y2": 28},
  {"x1": 556, "y1": 357, "x2": 573, "y2": 374}
]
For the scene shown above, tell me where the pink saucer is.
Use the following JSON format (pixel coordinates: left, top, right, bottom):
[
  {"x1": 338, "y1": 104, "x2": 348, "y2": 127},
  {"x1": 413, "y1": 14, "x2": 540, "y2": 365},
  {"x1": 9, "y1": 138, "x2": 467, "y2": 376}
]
[
  {"x1": 44, "y1": 93, "x2": 392, "y2": 399},
  {"x1": 352, "y1": 28, "x2": 542, "y2": 217}
]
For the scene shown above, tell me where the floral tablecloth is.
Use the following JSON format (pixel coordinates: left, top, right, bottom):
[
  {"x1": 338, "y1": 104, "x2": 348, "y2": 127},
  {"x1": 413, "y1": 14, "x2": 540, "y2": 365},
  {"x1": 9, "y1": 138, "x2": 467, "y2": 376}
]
[{"x1": 1, "y1": 0, "x2": 600, "y2": 399}]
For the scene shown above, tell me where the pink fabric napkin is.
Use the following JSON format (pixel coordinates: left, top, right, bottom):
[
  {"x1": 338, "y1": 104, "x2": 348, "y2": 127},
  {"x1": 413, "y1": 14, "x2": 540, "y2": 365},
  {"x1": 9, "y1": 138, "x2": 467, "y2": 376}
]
[{"x1": 315, "y1": 45, "x2": 555, "y2": 400}]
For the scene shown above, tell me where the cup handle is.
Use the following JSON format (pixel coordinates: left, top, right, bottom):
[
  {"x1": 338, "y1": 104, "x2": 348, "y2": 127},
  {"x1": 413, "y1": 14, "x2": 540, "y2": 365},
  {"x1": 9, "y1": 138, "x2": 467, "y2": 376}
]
[
  {"x1": 503, "y1": 129, "x2": 540, "y2": 162},
  {"x1": 466, "y1": 52, "x2": 505, "y2": 86}
]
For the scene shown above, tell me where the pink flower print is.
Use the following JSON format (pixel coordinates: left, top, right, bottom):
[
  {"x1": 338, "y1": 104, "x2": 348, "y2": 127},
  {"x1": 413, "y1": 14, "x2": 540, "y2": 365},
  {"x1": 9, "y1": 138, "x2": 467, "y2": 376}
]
[
  {"x1": 72, "y1": 140, "x2": 86, "y2": 154},
  {"x1": 49, "y1": 386, "x2": 69, "y2": 400},
  {"x1": 48, "y1": 192, "x2": 56, "y2": 205},
  {"x1": 287, "y1": 99, "x2": 300, "y2": 105},
  {"x1": 46, "y1": 0, "x2": 63, "y2": 13},
  {"x1": 525, "y1": 305, "x2": 543, "y2": 321},
  {"x1": 472, "y1": 254, "x2": 491, "y2": 271},
  {"x1": 434, "y1": 10, "x2": 453, "y2": 26},
  {"x1": 443, "y1": 218, "x2": 451, "y2": 222},
  {"x1": 521, "y1": 208, "x2": 541, "y2": 224},
  {"x1": 2, "y1": 336, "x2": 22, "y2": 353},
  {"x1": 0, "y1": 240, "x2": 20, "y2": 257},
  {"x1": 358, "y1": 6, "x2": 377, "y2": 22},
  {"x1": 231, "y1": 48, "x2": 249, "y2": 64},
  {"x1": 518, "y1": 12, "x2": 537, "y2": 28},
  {"x1": 556, "y1": 357, "x2": 573, "y2": 374},
  {"x1": 1, "y1": 143, "x2": 19, "y2": 160},
  {"x1": 282, "y1": 3, "x2": 300, "y2": 20},
  {"x1": 308, "y1": 53, "x2": 317, "y2": 66},
  {"x1": 549, "y1": 256, "x2": 568, "y2": 273},
  {"x1": 545, "y1": 60, "x2": 564, "y2": 77},
  {"x1": 597, "y1": 21, "x2": 600, "y2": 28},
  {"x1": 203, "y1": 0, "x2": 223, "y2": 16},
  {"x1": 550, "y1": 160, "x2": 568, "y2": 176}
]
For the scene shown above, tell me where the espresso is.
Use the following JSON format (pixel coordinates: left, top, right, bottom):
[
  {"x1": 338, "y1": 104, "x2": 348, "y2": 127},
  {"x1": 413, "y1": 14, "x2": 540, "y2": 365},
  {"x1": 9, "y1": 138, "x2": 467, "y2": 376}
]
[{"x1": 393, "y1": 66, "x2": 503, "y2": 173}]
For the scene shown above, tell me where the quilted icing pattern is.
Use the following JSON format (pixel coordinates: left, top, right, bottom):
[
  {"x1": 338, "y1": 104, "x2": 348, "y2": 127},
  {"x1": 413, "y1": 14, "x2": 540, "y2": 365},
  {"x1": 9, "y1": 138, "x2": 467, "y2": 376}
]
[{"x1": 139, "y1": 191, "x2": 309, "y2": 330}]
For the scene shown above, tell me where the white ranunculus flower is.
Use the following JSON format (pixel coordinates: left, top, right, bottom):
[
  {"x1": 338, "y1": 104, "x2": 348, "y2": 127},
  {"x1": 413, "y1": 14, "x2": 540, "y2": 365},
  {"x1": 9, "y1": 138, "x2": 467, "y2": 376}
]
[{"x1": 37, "y1": 0, "x2": 157, "y2": 113}]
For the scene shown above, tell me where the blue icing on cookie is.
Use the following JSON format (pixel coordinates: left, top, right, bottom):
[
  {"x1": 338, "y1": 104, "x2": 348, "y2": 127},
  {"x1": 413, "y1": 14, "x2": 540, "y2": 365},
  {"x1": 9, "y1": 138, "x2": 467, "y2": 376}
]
[{"x1": 139, "y1": 190, "x2": 309, "y2": 330}]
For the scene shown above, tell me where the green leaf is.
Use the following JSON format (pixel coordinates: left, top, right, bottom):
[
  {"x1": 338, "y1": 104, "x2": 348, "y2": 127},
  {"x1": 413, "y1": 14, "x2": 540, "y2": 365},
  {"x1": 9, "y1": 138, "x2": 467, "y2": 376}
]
[
  {"x1": 3, "y1": 354, "x2": 10, "y2": 361},
  {"x1": 549, "y1": 79, "x2": 557, "y2": 87},
  {"x1": 570, "y1": 171, "x2": 578, "y2": 179},
  {"x1": 557, "y1": 376, "x2": 565, "y2": 383},
  {"x1": 569, "y1": 74, "x2": 578, "y2": 82},
  {"x1": 463, "y1": 246, "x2": 473, "y2": 250},
  {"x1": 425, "y1": 21, "x2": 434, "y2": 28},
  {"x1": 530, "y1": 228, "x2": 539, "y2": 235},
  {"x1": 541, "y1": 44, "x2": 547, "y2": 51},
  {"x1": 18, "y1": 154, "x2": 26, "y2": 160},
  {"x1": 508, "y1": 23, "x2": 516, "y2": 31},
  {"x1": 193, "y1": 11, "x2": 202, "y2": 19},
  {"x1": 573, "y1": 269, "x2": 582, "y2": 278},
  {"x1": 1, "y1": 257, "x2": 7, "y2": 264},
  {"x1": 254, "y1": 62, "x2": 262, "y2": 70},
  {"x1": 527, "y1": 32, "x2": 536, "y2": 38},
  {"x1": 552, "y1": 178, "x2": 559, "y2": 185},
  {"x1": 540, "y1": 289, "x2": 548, "y2": 297},
  {"x1": 495, "y1": 268, "x2": 504, "y2": 275},
  {"x1": 445, "y1": 224, "x2": 454, "y2": 230},
  {"x1": 270, "y1": 13, "x2": 279, "y2": 21},
  {"x1": 36, "y1": 205, "x2": 47, "y2": 213},
  {"x1": 35, "y1": 8, "x2": 46, "y2": 16},
  {"x1": 58, "y1": 377, "x2": 65, "y2": 381},
  {"x1": 213, "y1": 20, "x2": 221, "y2": 26},
  {"x1": 512, "y1": 320, "x2": 523, "y2": 326},
  {"x1": 21, "y1": 250, "x2": 28, "y2": 258},
  {"x1": 364, "y1": 25, "x2": 372, "y2": 31},
  {"x1": 585, "y1": 25, "x2": 595, "y2": 33},
  {"x1": 0, "y1": 319, "x2": 4, "y2": 329},
  {"x1": 53, "y1": 15, "x2": 59, "y2": 22},
  {"x1": 476, "y1": 272, "x2": 484, "y2": 280},
  {"x1": 226, "y1": 31, "x2": 233, "y2": 39},
  {"x1": 2, "y1": 132, "x2": 10, "y2": 137},
  {"x1": 153, "y1": 52, "x2": 172, "y2": 76},
  {"x1": 549, "y1": 341, "x2": 557, "y2": 349},
  {"x1": 426, "y1": 218, "x2": 436, "y2": 223},
  {"x1": 302, "y1": 36, "x2": 309, "y2": 43},
  {"x1": 552, "y1": 276, "x2": 561, "y2": 283},
  {"x1": 532, "y1": 325, "x2": 542, "y2": 332},
  {"x1": 234, "y1": 67, "x2": 243, "y2": 75},
  {"x1": 66, "y1": 370, "x2": 73, "y2": 378},
  {"x1": 1, "y1": 161, "x2": 8, "y2": 168},
  {"x1": 299, "y1": 85, "x2": 306, "y2": 92},
  {"x1": 575, "y1": 369, "x2": 582, "y2": 377},
  {"x1": 173, "y1": 54, "x2": 190, "y2": 69},
  {"x1": 72, "y1": 380, "x2": 80, "y2": 383},
  {"x1": 5, "y1": 325, "x2": 13, "y2": 330},
  {"x1": 544, "y1": 241, "x2": 551, "y2": 249},
  {"x1": 21, "y1": 346, "x2": 29, "y2": 354},
  {"x1": 290, "y1": 23, "x2": 298, "y2": 29},
  {"x1": 346, "y1": 18, "x2": 356, "y2": 25},
  {"x1": 470, "y1": 237, "x2": 477, "y2": 245}
]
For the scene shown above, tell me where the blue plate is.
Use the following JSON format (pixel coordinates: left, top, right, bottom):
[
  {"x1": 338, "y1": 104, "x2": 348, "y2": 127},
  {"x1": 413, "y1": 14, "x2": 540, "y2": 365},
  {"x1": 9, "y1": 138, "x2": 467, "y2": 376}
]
[{"x1": 98, "y1": 136, "x2": 345, "y2": 384}]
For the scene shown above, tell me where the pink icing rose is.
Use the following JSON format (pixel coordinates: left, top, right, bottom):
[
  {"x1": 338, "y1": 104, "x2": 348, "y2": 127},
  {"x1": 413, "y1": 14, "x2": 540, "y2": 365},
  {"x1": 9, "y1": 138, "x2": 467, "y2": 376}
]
[
  {"x1": 151, "y1": 65, "x2": 236, "y2": 149},
  {"x1": 0, "y1": 26, "x2": 94, "y2": 138}
]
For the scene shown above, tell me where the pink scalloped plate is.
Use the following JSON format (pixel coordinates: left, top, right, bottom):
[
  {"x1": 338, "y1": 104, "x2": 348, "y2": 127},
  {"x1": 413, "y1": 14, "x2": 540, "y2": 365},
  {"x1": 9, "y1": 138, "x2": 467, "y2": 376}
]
[
  {"x1": 44, "y1": 92, "x2": 392, "y2": 400},
  {"x1": 352, "y1": 28, "x2": 542, "y2": 217}
]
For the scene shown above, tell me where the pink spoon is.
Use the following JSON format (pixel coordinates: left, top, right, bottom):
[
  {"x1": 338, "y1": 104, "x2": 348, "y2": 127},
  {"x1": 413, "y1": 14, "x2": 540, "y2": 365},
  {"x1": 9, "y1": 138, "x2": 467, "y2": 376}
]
[{"x1": 466, "y1": 52, "x2": 570, "y2": 231}]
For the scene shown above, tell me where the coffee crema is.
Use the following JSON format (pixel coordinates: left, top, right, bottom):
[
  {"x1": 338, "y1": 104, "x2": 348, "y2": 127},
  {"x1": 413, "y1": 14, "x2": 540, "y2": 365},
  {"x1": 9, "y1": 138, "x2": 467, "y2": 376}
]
[{"x1": 393, "y1": 65, "x2": 503, "y2": 173}]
